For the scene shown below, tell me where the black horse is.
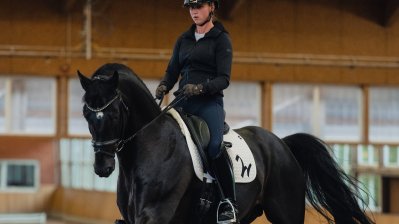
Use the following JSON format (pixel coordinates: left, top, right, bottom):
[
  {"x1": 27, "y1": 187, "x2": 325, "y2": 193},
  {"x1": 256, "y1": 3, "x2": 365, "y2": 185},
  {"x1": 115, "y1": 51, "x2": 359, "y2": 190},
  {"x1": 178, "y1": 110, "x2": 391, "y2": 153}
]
[{"x1": 78, "y1": 63, "x2": 375, "y2": 224}]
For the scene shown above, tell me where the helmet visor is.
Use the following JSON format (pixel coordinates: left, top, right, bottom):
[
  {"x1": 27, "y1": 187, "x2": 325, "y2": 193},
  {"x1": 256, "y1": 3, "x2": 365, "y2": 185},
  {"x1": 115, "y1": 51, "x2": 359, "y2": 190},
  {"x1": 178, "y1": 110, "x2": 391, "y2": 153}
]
[{"x1": 184, "y1": 0, "x2": 205, "y2": 9}]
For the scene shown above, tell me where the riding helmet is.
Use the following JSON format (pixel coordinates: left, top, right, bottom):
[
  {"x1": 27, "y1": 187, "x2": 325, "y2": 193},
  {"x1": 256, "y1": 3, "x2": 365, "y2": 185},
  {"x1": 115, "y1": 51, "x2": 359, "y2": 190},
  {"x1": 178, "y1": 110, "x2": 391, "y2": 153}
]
[{"x1": 183, "y1": 0, "x2": 219, "y2": 9}]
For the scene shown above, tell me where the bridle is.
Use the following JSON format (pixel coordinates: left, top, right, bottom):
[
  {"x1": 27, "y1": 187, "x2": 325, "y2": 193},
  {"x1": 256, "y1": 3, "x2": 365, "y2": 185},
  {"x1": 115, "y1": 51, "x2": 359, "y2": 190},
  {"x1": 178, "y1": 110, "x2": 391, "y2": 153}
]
[
  {"x1": 84, "y1": 89, "x2": 187, "y2": 157},
  {"x1": 84, "y1": 90, "x2": 129, "y2": 156}
]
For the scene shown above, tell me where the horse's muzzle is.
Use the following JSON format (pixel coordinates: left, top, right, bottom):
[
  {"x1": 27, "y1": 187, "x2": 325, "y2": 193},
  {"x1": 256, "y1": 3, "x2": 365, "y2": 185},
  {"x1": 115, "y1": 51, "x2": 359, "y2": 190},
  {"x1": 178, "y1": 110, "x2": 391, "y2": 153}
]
[
  {"x1": 94, "y1": 149, "x2": 116, "y2": 177},
  {"x1": 95, "y1": 165, "x2": 115, "y2": 177}
]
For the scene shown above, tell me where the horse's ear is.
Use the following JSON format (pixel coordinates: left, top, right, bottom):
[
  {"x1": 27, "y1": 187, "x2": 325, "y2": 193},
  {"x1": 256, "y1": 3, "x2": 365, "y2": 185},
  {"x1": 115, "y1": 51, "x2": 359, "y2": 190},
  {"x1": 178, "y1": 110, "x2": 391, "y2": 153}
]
[
  {"x1": 77, "y1": 70, "x2": 91, "y2": 91},
  {"x1": 110, "y1": 71, "x2": 119, "y2": 89}
]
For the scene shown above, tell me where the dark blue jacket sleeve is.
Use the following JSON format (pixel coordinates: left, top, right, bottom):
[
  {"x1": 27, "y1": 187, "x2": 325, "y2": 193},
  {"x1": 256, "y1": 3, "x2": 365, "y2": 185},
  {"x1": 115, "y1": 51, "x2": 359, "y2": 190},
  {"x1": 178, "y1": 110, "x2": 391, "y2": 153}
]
[
  {"x1": 160, "y1": 38, "x2": 182, "y2": 91},
  {"x1": 202, "y1": 33, "x2": 232, "y2": 95}
]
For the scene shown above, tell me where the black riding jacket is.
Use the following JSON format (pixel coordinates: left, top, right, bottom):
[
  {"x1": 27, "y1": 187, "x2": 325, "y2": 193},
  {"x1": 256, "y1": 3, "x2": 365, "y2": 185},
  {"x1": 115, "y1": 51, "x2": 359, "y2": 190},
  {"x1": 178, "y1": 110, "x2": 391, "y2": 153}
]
[{"x1": 161, "y1": 21, "x2": 233, "y2": 97}]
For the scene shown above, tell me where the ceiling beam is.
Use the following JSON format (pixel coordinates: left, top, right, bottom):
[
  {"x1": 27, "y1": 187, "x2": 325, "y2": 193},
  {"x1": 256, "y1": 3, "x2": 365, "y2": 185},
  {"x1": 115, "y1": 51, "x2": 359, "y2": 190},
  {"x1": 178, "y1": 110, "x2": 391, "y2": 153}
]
[
  {"x1": 381, "y1": 0, "x2": 399, "y2": 26},
  {"x1": 62, "y1": 0, "x2": 78, "y2": 12},
  {"x1": 218, "y1": 0, "x2": 246, "y2": 20}
]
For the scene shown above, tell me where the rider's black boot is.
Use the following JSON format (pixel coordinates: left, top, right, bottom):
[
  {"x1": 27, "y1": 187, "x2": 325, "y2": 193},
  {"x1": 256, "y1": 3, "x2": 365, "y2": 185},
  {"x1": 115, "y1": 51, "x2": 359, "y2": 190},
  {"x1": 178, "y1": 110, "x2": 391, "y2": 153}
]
[{"x1": 212, "y1": 145, "x2": 239, "y2": 224}]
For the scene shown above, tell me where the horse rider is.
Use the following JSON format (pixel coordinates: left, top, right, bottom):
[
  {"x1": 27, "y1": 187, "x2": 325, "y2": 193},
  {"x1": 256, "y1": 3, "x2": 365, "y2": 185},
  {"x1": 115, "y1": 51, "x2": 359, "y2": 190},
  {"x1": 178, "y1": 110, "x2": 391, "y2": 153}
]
[{"x1": 155, "y1": 0, "x2": 237, "y2": 223}]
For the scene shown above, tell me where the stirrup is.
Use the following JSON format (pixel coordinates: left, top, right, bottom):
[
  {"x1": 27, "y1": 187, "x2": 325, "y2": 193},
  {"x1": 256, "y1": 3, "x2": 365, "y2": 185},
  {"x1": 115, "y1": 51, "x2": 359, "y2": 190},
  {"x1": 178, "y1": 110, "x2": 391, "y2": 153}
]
[{"x1": 216, "y1": 199, "x2": 237, "y2": 224}]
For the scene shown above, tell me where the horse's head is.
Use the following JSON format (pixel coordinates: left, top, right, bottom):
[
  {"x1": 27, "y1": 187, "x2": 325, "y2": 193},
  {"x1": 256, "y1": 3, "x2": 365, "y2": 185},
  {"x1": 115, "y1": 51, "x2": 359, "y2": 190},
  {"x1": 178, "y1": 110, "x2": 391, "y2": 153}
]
[{"x1": 78, "y1": 70, "x2": 128, "y2": 177}]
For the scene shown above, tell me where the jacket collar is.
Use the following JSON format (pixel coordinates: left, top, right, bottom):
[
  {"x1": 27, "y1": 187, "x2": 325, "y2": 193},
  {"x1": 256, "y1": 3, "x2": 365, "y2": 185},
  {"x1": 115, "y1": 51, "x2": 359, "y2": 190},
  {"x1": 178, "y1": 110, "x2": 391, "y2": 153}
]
[{"x1": 182, "y1": 21, "x2": 227, "y2": 39}]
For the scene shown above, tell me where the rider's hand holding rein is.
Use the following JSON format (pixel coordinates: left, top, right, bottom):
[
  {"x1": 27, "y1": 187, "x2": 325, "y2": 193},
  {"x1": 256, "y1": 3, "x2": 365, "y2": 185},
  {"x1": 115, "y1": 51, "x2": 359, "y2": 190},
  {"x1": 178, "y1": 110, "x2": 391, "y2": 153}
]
[
  {"x1": 155, "y1": 84, "x2": 168, "y2": 99},
  {"x1": 182, "y1": 84, "x2": 203, "y2": 97}
]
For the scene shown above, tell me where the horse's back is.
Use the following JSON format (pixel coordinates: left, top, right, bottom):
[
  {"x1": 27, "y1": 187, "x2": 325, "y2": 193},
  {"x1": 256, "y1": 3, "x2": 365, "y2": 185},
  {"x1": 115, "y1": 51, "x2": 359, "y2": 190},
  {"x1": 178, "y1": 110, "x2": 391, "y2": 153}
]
[{"x1": 235, "y1": 126, "x2": 300, "y2": 172}]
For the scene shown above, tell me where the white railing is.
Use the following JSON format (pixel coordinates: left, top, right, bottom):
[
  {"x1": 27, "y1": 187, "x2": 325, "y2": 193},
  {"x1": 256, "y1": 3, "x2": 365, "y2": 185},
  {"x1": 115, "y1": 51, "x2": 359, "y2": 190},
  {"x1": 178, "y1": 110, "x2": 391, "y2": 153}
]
[{"x1": 0, "y1": 213, "x2": 46, "y2": 224}]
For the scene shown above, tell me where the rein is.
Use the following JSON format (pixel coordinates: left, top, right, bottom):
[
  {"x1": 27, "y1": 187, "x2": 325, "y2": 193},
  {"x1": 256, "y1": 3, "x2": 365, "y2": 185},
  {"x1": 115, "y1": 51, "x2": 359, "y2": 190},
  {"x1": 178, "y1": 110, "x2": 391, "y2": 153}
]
[
  {"x1": 120, "y1": 93, "x2": 187, "y2": 147},
  {"x1": 86, "y1": 91, "x2": 187, "y2": 155}
]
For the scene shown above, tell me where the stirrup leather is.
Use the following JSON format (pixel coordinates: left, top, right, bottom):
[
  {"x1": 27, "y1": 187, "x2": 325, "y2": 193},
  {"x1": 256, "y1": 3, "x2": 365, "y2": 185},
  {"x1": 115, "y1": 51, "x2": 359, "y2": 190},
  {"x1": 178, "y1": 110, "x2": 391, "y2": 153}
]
[{"x1": 216, "y1": 199, "x2": 237, "y2": 224}]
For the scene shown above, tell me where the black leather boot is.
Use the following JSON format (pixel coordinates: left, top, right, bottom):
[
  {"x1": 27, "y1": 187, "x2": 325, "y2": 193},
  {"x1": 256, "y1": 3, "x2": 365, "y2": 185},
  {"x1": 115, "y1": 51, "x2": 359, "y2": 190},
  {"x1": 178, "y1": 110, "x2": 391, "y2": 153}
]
[{"x1": 212, "y1": 146, "x2": 238, "y2": 224}]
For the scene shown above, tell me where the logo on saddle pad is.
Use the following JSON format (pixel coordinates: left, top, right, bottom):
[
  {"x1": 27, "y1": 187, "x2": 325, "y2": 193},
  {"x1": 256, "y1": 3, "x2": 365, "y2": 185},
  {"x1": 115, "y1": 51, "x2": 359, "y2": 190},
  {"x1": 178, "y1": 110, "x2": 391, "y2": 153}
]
[{"x1": 168, "y1": 108, "x2": 257, "y2": 183}]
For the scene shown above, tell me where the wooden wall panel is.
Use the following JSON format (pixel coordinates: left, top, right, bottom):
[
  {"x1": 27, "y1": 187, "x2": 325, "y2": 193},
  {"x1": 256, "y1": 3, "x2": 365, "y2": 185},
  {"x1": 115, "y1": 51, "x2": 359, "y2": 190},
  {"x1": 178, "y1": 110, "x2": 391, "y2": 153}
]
[
  {"x1": 0, "y1": 185, "x2": 56, "y2": 213},
  {"x1": 386, "y1": 21, "x2": 399, "y2": 57},
  {"x1": 341, "y1": 0, "x2": 386, "y2": 56},
  {"x1": 0, "y1": 0, "x2": 397, "y2": 84},
  {"x1": 248, "y1": 0, "x2": 296, "y2": 53},
  {"x1": 0, "y1": 137, "x2": 58, "y2": 184},
  {"x1": 295, "y1": 0, "x2": 342, "y2": 54},
  {"x1": 49, "y1": 188, "x2": 119, "y2": 223},
  {"x1": 389, "y1": 179, "x2": 399, "y2": 213},
  {"x1": 0, "y1": 0, "x2": 67, "y2": 46}
]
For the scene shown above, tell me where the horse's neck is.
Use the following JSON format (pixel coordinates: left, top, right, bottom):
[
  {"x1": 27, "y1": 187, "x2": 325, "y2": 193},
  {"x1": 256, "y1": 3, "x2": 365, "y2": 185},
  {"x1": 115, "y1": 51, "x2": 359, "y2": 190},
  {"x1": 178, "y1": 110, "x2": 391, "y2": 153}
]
[
  {"x1": 127, "y1": 99, "x2": 160, "y2": 133},
  {"x1": 120, "y1": 81, "x2": 160, "y2": 133},
  {"x1": 116, "y1": 117, "x2": 184, "y2": 177}
]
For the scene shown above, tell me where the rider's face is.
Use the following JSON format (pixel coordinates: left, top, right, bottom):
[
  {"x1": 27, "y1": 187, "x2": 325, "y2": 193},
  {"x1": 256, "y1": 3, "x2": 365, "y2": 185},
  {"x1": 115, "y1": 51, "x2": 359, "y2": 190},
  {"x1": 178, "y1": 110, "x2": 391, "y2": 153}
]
[{"x1": 189, "y1": 3, "x2": 212, "y2": 25}]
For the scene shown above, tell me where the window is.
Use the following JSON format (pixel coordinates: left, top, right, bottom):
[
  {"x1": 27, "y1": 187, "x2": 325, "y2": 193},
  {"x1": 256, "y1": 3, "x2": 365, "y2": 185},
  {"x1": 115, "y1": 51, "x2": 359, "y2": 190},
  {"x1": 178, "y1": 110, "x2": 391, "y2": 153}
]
[
  {"x1": 0, "y1": 80, "x2": 5, "y2": 132},
  {"x1": 319, "y1": 86, "x2": 362, "y2": 141},
  {"x1": 0, "y1": 160, "x2": 39, "y2": 191},
  {"x1": 369, "y1": 87, "x2": 399, "y2": 143},
  {"x1": 166, "y1": 81, "x2": 261, "y2": 129},
  {"x1": 332, "y1": 144, "x2": 352, "y2": 174},
  {"x1": 383, "y1": 145, "x2": 399, "y2": 167},
  {"x1": 273, "y1": 84, "x2": 314, "y2": 137},
  {"x1": 68, "y1": 79, "x2": 88, "y2": 135},
  {"x1": 224, "y1": 82, "x2": 261, "y2": 128},
  {"x1": 331, "y1": 143, "x2": 381, "y2": 212},
  {"x1": 273, "y1": 84, "x2": 362, "y2": 141},
  {"x1": 358, "y1": 174, "x2": 381, "y2": 212},
  {"x1": 0, "y1": 76, "x2": 56, "y2": 135},
  {"x1": 60, "y1": 138, "x2": 118, "y2": 192},
  {"x1": 357, "y1": 145, "x2": 378, "y2": 167}
]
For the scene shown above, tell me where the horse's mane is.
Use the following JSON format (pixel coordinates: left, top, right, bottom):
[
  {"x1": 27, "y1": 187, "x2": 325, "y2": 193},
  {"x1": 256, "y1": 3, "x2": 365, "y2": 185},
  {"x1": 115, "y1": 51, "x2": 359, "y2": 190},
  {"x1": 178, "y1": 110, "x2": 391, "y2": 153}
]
[{"x1": 91, "y1": 63, "x2": 161, "y2": 115}]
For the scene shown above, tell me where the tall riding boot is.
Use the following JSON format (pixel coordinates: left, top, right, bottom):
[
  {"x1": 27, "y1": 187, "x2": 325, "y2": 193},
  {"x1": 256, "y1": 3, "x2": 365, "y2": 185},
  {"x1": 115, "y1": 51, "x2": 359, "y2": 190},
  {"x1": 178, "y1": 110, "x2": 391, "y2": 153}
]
[{"x1": 212, "y1": 147, "x2": 238, "y2": 224}]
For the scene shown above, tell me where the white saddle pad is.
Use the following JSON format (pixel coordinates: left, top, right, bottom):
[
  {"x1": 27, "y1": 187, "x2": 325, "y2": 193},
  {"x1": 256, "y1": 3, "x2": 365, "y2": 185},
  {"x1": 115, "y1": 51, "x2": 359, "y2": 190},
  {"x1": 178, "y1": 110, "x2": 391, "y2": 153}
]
[{"x1": 167, "y1": 108, "x2": 257, "y2": 183}]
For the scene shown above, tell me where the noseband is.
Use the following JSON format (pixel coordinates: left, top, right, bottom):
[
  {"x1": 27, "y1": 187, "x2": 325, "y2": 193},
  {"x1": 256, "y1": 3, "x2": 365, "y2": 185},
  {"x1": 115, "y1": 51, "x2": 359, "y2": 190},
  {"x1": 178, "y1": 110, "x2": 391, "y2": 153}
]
[{"x1": 84, "y1": 90, "x2": 129, "y2": 156}]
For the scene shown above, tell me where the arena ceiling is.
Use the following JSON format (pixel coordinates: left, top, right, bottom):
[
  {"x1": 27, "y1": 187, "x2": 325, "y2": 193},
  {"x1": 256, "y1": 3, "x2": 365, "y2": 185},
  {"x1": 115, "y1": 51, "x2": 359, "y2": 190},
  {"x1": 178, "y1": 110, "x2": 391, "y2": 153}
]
[
  {"x1": 217, "y1": 0, "x2": 399, "y2": 27},
  {"x1": 60, "y1": 0, "x2": 399, "y2": 27}
]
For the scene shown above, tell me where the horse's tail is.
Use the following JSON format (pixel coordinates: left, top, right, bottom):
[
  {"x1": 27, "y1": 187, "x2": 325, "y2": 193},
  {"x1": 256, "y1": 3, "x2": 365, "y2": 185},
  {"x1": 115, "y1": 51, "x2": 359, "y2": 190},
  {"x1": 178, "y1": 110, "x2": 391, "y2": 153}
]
[{"x1": 282, "y1": 133, "x2": 375, "y2": 224}]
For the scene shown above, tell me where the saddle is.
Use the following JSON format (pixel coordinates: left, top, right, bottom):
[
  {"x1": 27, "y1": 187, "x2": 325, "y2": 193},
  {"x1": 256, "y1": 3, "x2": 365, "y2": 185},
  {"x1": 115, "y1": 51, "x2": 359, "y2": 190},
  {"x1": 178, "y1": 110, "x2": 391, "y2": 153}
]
[
  {"x1": 177, "y1": 109, "x2": 230, "y2": 153},
  {"x1": 176, "y1": 109, "x2": 230, "y2": 173},
  {"x1": 167, "y1": 108, "x2": 256, "y2": 183},
  {"x1": 178, "y1": 111, "x2": 210, "y2": 153}
]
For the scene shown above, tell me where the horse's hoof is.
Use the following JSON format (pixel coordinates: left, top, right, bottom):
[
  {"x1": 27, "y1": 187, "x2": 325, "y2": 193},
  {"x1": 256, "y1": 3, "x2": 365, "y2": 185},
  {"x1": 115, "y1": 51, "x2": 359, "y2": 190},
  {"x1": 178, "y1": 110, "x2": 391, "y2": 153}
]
[{"x1": 114, "y1": 219, "x2": 126, "y2": 224}]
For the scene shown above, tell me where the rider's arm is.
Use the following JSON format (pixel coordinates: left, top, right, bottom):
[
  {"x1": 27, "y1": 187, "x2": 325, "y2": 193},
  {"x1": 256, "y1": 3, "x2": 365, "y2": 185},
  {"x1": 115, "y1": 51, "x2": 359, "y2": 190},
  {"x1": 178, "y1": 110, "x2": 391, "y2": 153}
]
[
  {"x1": 160, "y1": 37, "x2": 182, "y2": 91},
  {"x1": 201, "y1": 33, "x2": 232, "y2": 95}
]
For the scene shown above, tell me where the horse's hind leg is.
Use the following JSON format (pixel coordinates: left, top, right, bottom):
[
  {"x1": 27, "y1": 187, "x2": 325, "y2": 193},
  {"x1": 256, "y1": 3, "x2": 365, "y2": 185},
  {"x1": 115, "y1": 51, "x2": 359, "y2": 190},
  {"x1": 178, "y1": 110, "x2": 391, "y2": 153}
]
[
  {"x1": 261, "y1": 182, "x2": 305, "y2": 224},
  {"x1": 261, "y1": 162, "x2": 306, "y2": 224}
]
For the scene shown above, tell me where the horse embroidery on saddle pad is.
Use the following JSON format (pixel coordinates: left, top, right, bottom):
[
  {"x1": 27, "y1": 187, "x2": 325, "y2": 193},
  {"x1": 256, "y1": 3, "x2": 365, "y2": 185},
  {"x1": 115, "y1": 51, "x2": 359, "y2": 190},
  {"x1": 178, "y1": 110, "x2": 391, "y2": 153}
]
[{"x1": 168, "y1": 108, "x2": 257, "y2": 183}]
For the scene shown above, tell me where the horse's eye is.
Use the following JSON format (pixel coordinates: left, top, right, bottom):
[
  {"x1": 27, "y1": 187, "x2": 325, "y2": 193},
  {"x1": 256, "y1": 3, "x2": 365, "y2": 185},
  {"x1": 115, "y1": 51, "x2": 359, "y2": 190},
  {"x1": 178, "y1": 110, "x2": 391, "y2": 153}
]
[{"x1": 83, "y1": 107, "x2": 90, "y2": 116}]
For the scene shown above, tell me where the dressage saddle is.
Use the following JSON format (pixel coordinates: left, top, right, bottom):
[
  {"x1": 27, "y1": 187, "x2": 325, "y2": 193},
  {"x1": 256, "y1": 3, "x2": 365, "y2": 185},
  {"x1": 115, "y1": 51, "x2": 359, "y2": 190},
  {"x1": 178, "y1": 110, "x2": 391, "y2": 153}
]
[
  {"x1": 175, "y1": 109, "x2": 231, "y2": 172},
  {"x1": 176, "y1": 109, "x2": 230, "y2": 152}
]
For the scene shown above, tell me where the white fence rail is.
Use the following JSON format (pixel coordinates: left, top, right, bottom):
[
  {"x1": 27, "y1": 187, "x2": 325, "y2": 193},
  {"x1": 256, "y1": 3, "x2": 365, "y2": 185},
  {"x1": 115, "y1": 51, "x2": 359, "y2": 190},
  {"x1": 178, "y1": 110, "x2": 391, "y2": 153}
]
[{"x1": 0, "y1": 213, "x2": 46, "y2": 224}]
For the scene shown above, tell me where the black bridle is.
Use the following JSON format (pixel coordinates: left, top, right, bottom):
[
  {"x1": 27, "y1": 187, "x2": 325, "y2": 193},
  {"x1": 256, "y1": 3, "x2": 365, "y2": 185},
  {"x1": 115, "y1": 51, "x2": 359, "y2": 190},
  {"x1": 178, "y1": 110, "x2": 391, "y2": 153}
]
[
  {"x1": 84, "y1": 90, "x2": 129, "y2": 156},
  {"x1": 84, "y1": 90, "x2": 187, "y2": 156}
]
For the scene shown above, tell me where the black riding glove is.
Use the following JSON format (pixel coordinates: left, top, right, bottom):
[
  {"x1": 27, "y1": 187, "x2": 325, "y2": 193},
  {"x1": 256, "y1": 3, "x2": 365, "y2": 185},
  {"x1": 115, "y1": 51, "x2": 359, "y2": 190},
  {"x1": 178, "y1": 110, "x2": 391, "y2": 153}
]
[
  {"x1": 182, "y1": 84, "x2": 203, "y2": 97},
  {"x1": 155, "y1": 85, "x2": 168, "y2": 99}
]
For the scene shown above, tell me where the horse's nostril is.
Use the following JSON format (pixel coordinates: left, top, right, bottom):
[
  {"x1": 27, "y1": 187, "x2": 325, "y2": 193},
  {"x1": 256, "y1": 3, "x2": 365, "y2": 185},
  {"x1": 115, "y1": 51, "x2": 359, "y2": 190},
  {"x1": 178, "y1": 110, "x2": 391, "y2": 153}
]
[{"x1": 107, "y1": 167, "x2": 113, "y2": 174}]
